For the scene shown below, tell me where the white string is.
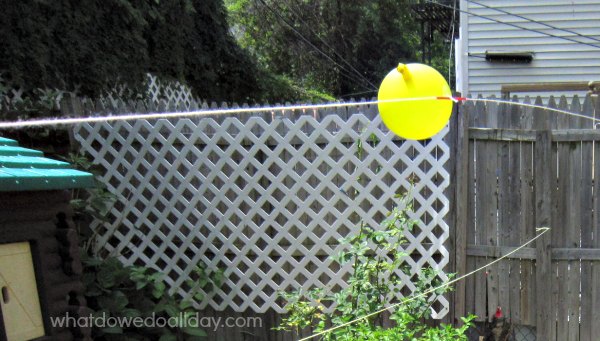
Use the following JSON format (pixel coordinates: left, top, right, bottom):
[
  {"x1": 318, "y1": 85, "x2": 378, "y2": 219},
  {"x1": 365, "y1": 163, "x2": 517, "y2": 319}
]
[
  {"x1": 0, "y1": 96, "x2": 595, "y2": 129},
  {"x1": 298, "y1": 227, "x2": 550, "y2": 341},
  {"x1": 0, "y1": 97, "x2": 445, "y2": 129},
  {"x1": 467, "y1": 97, "x2": 598, "y2": 123}
]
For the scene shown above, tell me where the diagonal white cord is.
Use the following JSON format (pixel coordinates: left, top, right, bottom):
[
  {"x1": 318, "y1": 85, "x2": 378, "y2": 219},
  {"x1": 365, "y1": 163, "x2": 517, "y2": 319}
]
[{"x1": 298, "y1": 227, "x2": 550, "y2": 341}]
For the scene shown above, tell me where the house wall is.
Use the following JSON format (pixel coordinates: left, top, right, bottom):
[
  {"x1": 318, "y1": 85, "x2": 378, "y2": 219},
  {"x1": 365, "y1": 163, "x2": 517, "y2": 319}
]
[{"x1": 457, "y1": 0, "x2": 600, "y2": 98}]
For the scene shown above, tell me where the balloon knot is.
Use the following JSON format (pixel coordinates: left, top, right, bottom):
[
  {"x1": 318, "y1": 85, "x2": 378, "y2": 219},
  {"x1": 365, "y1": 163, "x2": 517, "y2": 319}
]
[{"x1": 397, "y1": 63, "x2": 408, "y2": 75}]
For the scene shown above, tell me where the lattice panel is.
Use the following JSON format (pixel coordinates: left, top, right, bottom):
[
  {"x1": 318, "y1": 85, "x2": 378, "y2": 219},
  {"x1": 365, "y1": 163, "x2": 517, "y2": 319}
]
[
  {"x1": 146, "y1": 74, "x2": 194, "y2": 109},
  {"x1": 98, "y1": 74, "x2": 195, "y2": 110},
  {"x1": 0, "y1": 74, "x2": 72, "y2": 111},
  {"x1": 73, "y1": 112, "x2": 451, "y2": 316}
]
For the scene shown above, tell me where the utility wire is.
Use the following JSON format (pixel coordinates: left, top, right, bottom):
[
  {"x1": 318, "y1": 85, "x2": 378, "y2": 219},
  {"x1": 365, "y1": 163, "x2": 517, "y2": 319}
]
[
  {"x1": 338, "y1": 90, "x2": 378, "y2": 98},
  {"x1": 255, "y1": 0, "x2": 377, "y2": 91},
  {"x1": 280, "y1": 0, "x2": 375, "y2": 82},
  {"x1": 465, "y1": 0, "x2": 600, "y2": 45},
  {"x1": 252, "y1": 0, "x2": 364, "y2": 88},
  {"x1": 426, "y1": 0, "x2": 600, "y2": 50},
  {"x1": 275, "y1": 0, "x2": 377, "y2": 90},
  {"x1": 447, "y1": 0, "x2": 458, "y2": 82}
]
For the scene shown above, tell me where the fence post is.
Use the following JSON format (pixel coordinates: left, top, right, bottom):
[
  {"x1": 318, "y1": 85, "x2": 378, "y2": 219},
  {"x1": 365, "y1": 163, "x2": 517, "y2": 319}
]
[
  {"x1": 534, "y1": 130, "x2": 553, "y2": 340},
  {"x1": 59, "y1": 95, "x2": 83, "y2": 152},
  {"x1": 453, "y1": 101, "x2": 469, "y2": 324}
]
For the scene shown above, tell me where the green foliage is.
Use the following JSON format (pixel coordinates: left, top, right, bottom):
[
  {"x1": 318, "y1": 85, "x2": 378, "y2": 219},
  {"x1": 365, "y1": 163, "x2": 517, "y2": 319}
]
[
  {"x1": 0, "y1": 79, "x2": 63, "y2": 117},
  {"x1": 69, "y1": 151, "x2": 225, "y2": 339},
  {"x1": 257, "y1": 73, "x2": 336, "y2": 103},
  {"x1": 82, "y1": 255, "x2": 223, "y2": 340},
  {"x1": 64, "y1": 152, "x2": 117, "y2": 254},
  {"x1": 0, "y1": 0, "x2": 454, "y2": 107},
  {"x1": 226, "y1": 0, "x2": 451, "y2": 98},
  {"x1": 0, "y1": 0, "x2": 261, "y2": 104},
  {"x1": 276, "y1": 195, "x2": 475, "y2": 340}
]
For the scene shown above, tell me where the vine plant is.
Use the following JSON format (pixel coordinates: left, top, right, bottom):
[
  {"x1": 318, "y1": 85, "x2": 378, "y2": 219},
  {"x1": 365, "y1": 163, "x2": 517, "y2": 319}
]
[
  {"x1": 276, "y1": 195, "x2": 474, "y2": 340},
  {"x1": 68, "y1": 152, "x2": 224, "y2": 340},
  {"x1": 276, "y1": 132, "x2": 475, "y2": 340}
]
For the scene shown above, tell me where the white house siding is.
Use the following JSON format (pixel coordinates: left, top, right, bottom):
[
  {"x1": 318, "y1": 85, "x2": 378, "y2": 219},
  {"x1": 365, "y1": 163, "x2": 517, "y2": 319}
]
[{"x1": 457, "y1": 0, "x2": 600, "y2": 98}]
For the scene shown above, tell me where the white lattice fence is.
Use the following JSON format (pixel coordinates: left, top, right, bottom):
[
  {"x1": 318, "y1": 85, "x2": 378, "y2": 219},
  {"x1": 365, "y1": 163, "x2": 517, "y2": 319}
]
[
  {"x1": 0, "y1": 72, "x2": 194, "y2": 112},
  {"x1": 73, "y1": 107, "x2": 451, "y2": 317},
  {"x1": 0, "y1": 73, "x2": 74, "y2": 111},
  {"x1": 100, "y1": 74, "x2": 196, "y2": 110},
  {"x1": 146, "y1": 74, "x2": 195, "y2": 109}
]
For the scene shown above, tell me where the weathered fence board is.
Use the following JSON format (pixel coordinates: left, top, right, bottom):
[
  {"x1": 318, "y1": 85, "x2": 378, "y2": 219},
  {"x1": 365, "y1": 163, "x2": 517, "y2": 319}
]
[
  {"x1": 579, "y1": 106, "x2": 594, "y2": 341},
  {"x1": 497, "y1": 140, "x2": 510, "y2": 319},
  {"x1": 592, "y1": 113, "x2": 600, "y2": 339}
]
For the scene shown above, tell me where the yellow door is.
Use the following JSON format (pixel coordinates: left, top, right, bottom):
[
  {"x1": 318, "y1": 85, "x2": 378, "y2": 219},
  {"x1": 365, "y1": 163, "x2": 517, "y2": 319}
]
[{"x1": 0, "y1": 242, "x2": 45, "y2": 341}]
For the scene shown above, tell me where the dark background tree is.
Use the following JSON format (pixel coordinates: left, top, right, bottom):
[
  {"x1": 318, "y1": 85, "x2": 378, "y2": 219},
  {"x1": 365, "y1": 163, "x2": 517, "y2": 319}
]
[
  {"x1": 0, "y1": 0, "x2": 262, "y2": 103},
  {"x1": 226, "y1": 0, "x2": 453, "y2": 99},
  {"x1": 0, "y1": 0, "x2": 453, "y2": 107}
]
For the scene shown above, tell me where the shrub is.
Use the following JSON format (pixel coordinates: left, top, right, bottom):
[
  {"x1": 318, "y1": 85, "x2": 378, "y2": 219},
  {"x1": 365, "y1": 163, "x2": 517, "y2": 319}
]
[
  {"x1": 276, "y1": 195, "x2": 475, "y2": 340},
  {"x1": 82, "y1": 255, "x2": 223, "y2": 340}
]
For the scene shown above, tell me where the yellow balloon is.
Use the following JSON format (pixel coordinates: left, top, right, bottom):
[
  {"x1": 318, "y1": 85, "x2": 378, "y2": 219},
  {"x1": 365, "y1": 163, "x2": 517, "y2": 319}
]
[{"x1": 378, "y1": 63, "x2": 452, "y2": 140}]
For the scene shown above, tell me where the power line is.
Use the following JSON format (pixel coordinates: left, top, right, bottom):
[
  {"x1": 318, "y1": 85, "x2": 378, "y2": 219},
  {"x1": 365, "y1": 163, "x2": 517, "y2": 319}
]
[
  {"x1": 465, "y1": 0, "x2": 600, "y2": 45},
  {"x1": 338, "y1": 90, "x2": 377, "y2": 98},
  {"x1": 279, "y1": 0, "x2": 375, "y2": 82},
  {"x1": 447, "y1": 0, "x2": 458, "y2": 82},
  {"x1": 263, "y1": 0, "x2": 377, "y2": 90},
  {"x1": 426, "y1": 0, "x2": 600, "y2": 50},
  {"x1": 255, "y1": 0, "x2": 377, "y2": 91},
  {"x1": 275, "y1": 0, "x2": 377, "y2": 90}
]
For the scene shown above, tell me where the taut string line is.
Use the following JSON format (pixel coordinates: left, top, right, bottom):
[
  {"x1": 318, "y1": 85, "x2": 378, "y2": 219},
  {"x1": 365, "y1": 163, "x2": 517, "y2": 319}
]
[
  {"x1": 299, "y1": 227, "x2": 550, "y2": 341},
  {"x1": 0, "y1": 96, "x2": 594, "y2": 129},
  {"x1": 0, "y1": 97, "x2": 448, "y2": 129}
]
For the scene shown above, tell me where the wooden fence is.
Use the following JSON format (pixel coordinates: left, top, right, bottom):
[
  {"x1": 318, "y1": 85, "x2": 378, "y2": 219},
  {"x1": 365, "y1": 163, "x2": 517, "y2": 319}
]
[{"x1": 451, "y1": 94, "x2": 600, "y2": 341}]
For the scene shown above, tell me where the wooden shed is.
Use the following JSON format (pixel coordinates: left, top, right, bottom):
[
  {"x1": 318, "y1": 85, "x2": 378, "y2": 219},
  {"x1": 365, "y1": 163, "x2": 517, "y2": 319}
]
[{"x1": 0, "y1": 137, "x2": 94, "y2": 341}]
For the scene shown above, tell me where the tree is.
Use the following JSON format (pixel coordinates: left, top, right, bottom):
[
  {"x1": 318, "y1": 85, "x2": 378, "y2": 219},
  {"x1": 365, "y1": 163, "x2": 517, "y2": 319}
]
[
  {"x1": 0, "y1": 0, "x2": 261, "y2": 103},
  {"x1": 225, "y1": 0, "x2": 448, "y2": 97},
  {"x1": 226, "y1": 0, "x2": 451, "y2": 99}
]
